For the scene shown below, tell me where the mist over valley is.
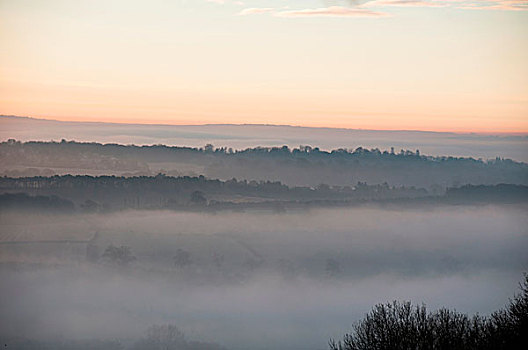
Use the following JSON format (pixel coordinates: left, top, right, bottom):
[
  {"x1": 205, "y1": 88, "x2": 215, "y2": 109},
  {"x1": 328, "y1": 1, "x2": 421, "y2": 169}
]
[{"x1": 0, "y1": 125, "x2": 527, "y2": 349}]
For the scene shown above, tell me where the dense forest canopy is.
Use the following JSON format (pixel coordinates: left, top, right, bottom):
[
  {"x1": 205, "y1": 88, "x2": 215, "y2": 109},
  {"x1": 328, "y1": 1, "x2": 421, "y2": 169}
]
[
  {"x1": 1, "y1": 139, "x2": 527, "y2": 188},
  {"x1": 0, "y1": 175, "x2": 427, "y2": 212},
  {"x1": 0, "y1": 175, "x2": 526, "y2": 213}
]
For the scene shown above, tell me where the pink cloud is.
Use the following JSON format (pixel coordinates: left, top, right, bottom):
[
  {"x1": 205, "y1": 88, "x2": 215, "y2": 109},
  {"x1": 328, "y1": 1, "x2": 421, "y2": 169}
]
[
  {"x1": 238, "y1": 8, "x2": 275, "y2": 16},
  {"x1": 456, "y1": 0, "x2": 528, "y2": 11},
  {"x1": 275, "y1": 6, "x2": 391, "y2": 18},
  {"x1": 363, "y1": 0, "x2": 447, "y2": 7}
]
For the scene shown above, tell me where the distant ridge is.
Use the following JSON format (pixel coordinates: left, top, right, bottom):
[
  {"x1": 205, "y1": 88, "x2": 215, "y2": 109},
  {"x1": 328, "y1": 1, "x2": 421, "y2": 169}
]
[
  {"x1": 3, "y1": 114, "x2": 525, "y2": 136},
  {"x1": 0, "y1": 114, "x2": 449, "y2": 134},
  {"x1": 1, "y1": 114, "x2": 527, "y2": 162}
]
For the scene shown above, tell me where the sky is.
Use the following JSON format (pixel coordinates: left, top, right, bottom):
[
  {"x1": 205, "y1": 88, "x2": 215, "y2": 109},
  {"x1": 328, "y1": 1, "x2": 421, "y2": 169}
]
[{"x1": 0, "y1": 0, "x2": 527, "y2": 133}]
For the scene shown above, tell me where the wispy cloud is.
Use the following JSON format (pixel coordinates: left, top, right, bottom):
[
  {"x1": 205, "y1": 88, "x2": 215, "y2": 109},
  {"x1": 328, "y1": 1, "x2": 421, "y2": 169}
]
[
  {"x1": 456, "y1": 0, "x2": 528, "y2": 11},
  {"x1": 275, "y1": 6, "x2": 391, "y2": 18},
  {"x1": 363, "y1": 0, "x2": 447, "y2": 8},
  {"x1": 233, "y1": 0, "x2": 528, "y2": 18},
  {"x1": 207, "y1": 0, "x2": 244, "y2": 5},
  {"x1": 238, "y1": 7, "x2": 275, "y2": 16}
]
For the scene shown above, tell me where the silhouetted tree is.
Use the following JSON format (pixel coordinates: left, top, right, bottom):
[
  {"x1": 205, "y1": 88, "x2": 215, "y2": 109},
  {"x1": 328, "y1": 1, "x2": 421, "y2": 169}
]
[
  {"x1": 173, "y1": 248, "x2": 192, "y2": 268},
  {"x1": 330, "y1": 274, "x2": 528, "y2": 350},
  {"x1": 131, "y1": 324, "x2": 227, "y2": 350},
  {"x1": 102, "y1": 245, "x2": 136, "y2": 267},
  {"x1": 326, "y1": 258, "x2": 342, "y2": 277},
  {"x1": 212, "y1": 252, "x2": 225, "y2": 269},
  {"x1": 132, "y1": 324, "x2": 186, "y2": 350}
]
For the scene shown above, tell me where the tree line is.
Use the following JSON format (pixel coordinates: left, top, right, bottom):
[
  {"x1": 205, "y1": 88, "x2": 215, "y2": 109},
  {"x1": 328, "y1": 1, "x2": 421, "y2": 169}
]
[
  {"x1": 0, "y1": 175, "x2": 430, "y2": 211},
  {"x1": 2, "y1": 140, "x2": 527, "y2": 188},
  {"x1": 0, "y1": 176, "x2": 526, "y2": 213}
]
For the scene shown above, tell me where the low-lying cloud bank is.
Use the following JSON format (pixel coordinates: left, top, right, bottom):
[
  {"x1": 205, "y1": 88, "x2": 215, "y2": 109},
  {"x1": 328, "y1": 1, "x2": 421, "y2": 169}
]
[{"x1": 1, "y1": 205, "x2": 526, "y2": 349}]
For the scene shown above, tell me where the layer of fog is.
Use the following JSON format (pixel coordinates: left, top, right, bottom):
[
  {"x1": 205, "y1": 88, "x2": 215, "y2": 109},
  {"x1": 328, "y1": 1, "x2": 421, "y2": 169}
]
[
  {"x1": 1, "y1": 205, "x2": 527, "y2": 349},
  {"x1": 2, "y1": 115, "x2": 527, "y2": 162}
]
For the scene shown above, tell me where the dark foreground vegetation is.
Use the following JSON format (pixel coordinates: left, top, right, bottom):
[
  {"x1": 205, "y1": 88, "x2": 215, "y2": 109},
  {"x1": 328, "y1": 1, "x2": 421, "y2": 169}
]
[{"x1": 330, "y1": 274, "x2": 528, "y2": 350}]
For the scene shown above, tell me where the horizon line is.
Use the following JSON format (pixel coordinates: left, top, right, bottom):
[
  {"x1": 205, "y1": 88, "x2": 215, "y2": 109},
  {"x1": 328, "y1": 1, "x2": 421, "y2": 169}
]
[{"x1": 1, "y1": 114, "x2": 527, "y2": 137}]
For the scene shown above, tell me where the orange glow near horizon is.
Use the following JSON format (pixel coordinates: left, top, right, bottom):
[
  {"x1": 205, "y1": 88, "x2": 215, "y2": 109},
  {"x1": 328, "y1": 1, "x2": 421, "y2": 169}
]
[
  {"x1": 3, "y1": 113, "x2": 526, "y2": 135},
  {"x1": 1, "y1": 80, "x2": 526, "y2": 133}
]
